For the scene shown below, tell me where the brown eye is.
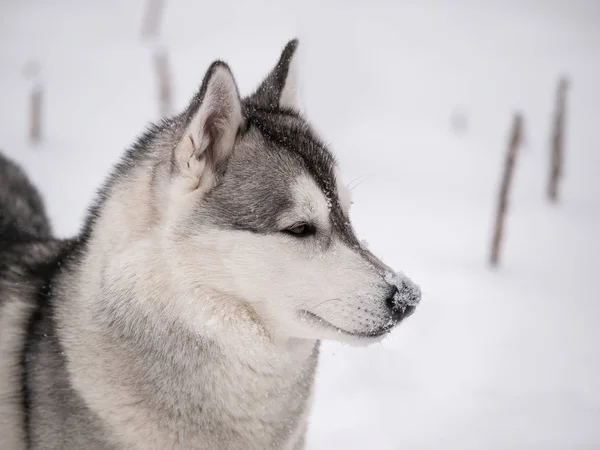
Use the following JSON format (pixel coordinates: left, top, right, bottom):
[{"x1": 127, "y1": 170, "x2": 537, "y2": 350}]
[{"x1": 283, "y1": 223, "x2": 315, "y2": 238}]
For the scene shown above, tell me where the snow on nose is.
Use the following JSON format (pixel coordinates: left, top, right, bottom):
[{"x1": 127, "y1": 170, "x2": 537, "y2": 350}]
[{"x1": 384, "y1": 271, "x2": 422, "y2": 307}]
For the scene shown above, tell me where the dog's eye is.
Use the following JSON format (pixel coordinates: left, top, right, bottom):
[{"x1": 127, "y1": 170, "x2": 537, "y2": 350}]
[{"x1": 283, "y1": 223, "x2": 315, "y2": 238}]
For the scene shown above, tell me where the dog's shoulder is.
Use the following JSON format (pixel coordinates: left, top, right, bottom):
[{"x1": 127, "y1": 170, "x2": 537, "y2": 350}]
[
  {"x1": 0, "y1": 152, "x2": 52, "y2": 244},
  {"x1": 0, "y1": 237, "x2": 66, "y2": 449}
]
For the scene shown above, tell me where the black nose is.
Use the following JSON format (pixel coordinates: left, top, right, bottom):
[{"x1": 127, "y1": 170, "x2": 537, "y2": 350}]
[{"x1": 385, "y1": 285, "x2": 417, "y2": 322}]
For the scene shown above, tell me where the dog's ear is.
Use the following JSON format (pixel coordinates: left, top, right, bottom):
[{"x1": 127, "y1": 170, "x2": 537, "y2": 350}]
[
  {"x1": 247, "y1": 39, "x2": 300, "y2": 110},
  {"x1": 174, "y1": 61, "x2": 242, "y2": 189}
]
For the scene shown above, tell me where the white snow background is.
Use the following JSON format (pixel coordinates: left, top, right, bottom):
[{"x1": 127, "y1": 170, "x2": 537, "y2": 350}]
[{"x1": 1, "y1": 0, "x2": 599, "y2": 448}]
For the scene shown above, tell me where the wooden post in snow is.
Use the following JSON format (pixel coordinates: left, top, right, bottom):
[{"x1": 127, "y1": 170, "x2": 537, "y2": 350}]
[
  {"x1": 490, "y1": 113, "x2": 524, "y2": 268},
  {"x1": 141, "y1": 0, "x2": 165, "y2": 40},
  {"x1": 154, "y1": 48, "x2": 173, "y2": 117},
  {"x1": 29, "y1": 84, "x2": 43, "y2": 144},
  {"x1": 548, "y1": 77, "x2": 569, "y2": 203},
  {"x1": 23, "y1": 61, "x2": 43, "y2": 144}
]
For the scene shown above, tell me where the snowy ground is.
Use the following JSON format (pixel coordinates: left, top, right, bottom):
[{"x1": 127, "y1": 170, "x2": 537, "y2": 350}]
[{"x1": 2, "y1": 0, "x2": 599, "y2": 448}]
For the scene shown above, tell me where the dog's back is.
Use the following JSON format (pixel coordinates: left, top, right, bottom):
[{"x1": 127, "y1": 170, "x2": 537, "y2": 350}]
[
  {"x1": 0, "y1": 153, "x2": 51, "y2": 245},
  {"x1": 0, "y1": 152, "x2": 53, "y2": 449}
]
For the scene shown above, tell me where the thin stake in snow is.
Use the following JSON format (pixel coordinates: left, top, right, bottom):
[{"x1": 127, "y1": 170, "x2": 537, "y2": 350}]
[
  {"x1": 23, "y1": 61, "x2": 43, "y2": 144},
  {"x1": 154, "y1": 49, "x2": 173, "y2": 117},
  {"x1": 141, "y1": 0, "x2": 165, "y2": 40},
  {"x1": 490, "y1": 113, "x2": 524, "y2": 268},
  {"x1": 548, "y1": 77, "x2": 569, "y2": 203},
  {"x1": 29, "y1": 84, "x2": 43, "y2": 144}
]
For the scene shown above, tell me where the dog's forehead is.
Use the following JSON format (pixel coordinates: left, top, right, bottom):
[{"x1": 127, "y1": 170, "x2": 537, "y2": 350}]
[
  {"x1": 201, "y1": 107, "x2": 356, "y2": 244},
  {"x1": 242, "y1": 107, "x2": 338, "y2": 197},
  {"x1": 239, "y1": 107, "x2": 357, "y2": 243}
]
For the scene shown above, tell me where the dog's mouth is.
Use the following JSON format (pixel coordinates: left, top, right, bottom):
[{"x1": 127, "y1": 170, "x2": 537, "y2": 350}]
[{"x1": 298, "y1": 310, "x2": 395, "y2": 339}]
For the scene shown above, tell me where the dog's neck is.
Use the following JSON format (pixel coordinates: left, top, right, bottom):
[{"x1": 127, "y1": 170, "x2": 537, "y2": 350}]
[
  {"x1": 54, "y1": 182, "x2": 320, "y2": 448},
  {"x1": 56, "y1": 246, "x2": 319, "y2": 449}
]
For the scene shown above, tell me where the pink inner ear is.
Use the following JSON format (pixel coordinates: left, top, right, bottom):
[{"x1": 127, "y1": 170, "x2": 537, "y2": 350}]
[{"x1": 178, "y1": 65, "x2": 242, "y2": 178}]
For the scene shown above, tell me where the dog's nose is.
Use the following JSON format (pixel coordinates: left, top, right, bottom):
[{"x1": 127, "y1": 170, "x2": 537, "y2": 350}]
[{"x1": 385, "y1": 282, "x2": 419, "y2": 322}]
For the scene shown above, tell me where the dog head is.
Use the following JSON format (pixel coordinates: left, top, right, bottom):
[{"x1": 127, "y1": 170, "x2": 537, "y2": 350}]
[{"x1": 94, "y1": 40, "x2": 420, "y2": 345}]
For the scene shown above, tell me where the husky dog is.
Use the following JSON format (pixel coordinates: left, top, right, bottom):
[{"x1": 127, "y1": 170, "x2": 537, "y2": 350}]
[{"x1": 0, "y1": 40, "x2": 421, "y2": 449}]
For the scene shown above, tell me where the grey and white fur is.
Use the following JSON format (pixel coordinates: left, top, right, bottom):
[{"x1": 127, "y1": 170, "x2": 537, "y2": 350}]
[{"x1": 0, "y1": 40, "x2": 421, "y2": 449}]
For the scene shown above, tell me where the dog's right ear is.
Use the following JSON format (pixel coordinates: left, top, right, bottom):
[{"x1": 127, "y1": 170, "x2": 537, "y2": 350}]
[
  {"x1": 247, "y1": 39, "x2": 300, "y2": 110},
  {"x1": 173, "y1": 62, "x2": 242, "y2": 191}
]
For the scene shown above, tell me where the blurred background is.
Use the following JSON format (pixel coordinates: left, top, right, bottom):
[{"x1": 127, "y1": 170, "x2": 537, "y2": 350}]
[{"x1": 1, "y1": 0, "x2": 599, "y2": 448}]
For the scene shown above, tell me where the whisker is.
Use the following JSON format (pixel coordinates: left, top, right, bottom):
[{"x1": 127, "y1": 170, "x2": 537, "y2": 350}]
[
  {"x1": 350, "y1": 178, "x2": 369, "y2": 192},
  {"x1": 302, "y1": 298, "x2": 343, "y2": 311},
  {"x1": 347, "y1": 175, "x2": 366, "y2": 191}
]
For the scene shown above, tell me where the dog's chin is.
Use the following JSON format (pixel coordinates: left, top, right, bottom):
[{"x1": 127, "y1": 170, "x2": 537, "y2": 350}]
[{"x1": 297, "y1": 310, "x2": 395, "y2": 347}]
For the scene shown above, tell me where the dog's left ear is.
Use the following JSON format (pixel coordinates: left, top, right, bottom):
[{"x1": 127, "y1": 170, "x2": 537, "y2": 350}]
[
  {"x1": 174, "y1": 61, "x2": 242, "y2": 190},
  {"x1": 247, "y1": 39, "x2": 300, "y2": 110}
]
